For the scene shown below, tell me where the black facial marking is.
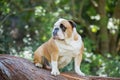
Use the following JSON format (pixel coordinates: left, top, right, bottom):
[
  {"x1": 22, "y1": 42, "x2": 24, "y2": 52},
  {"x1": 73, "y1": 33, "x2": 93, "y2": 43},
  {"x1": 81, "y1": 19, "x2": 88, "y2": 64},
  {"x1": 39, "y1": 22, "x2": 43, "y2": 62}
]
[
  {"x1": 60, "y1": 24, "x2": 66, "y2": 32},
  {"x1": 53, "y1": 28, "x2": 59, "y2": 36},
  {"x1": 68, "y1": 20, "x2": 76, "y2": 28},
  {"x1": 55, "y1": 28, "x2": 59, "y2": 30}
]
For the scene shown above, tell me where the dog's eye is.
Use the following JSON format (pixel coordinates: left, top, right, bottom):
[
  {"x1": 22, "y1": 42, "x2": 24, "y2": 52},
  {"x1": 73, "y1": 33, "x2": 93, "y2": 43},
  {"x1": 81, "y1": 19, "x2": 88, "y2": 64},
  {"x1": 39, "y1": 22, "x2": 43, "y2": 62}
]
[{"x1": 60, "y1": 24, "x2": 66, "y2": 32}]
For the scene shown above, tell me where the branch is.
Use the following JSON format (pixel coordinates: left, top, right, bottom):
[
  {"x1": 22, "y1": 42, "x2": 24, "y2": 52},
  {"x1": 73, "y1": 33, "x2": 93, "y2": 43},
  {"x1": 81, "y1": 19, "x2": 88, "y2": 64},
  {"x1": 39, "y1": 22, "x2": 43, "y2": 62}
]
[
  {"x1": 0, "y1": 55, "x2": 119, "y2": 80},
  {"x1": 11, "y1": 0, "x2": 35, "y2": 12},
  {"x1": 79, "y1": 0, "x2": 85, "y2": 20},
  {"x1": 0, "y1": 13, "x2": 12, "y2": 26},
  {"x1": 73, "y1": 0, "x2": 96, "y2": 40},
  {"x1": 90, "y1": 0, "x2": 98, "y2": 12},
  {"x1": 113, "y1": 0, "x2": 120, "y2": 19},
  {"x1": 71, "y1": 0, "x2": 76, "y2": 17}
]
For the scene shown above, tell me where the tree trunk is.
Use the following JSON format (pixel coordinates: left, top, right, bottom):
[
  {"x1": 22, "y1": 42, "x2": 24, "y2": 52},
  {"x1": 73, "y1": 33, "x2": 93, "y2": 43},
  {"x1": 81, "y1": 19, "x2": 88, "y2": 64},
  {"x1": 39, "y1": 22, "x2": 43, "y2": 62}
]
[
  {"x1": 98, "y1": 0, "x2": 109, "y2": 54},
  {"x1": 0, "y1": 55, "x2": 119, "y2": 80},
  {"x1": 109, "y1": 33, "x2": 118, "y2": 54},
  {"x1": 113, "y1": 0, "x2": 120, "y2": 19},
  {"x1": 109, "y1": 0, "x2": 120, "y2": 54}
]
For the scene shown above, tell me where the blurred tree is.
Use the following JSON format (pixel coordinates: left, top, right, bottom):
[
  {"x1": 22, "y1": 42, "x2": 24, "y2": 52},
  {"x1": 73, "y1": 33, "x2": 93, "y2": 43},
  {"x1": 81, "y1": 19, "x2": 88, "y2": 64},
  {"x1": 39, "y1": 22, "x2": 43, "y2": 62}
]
[
  {"x1": 0, "y1": 0, "x2": 120, "y2": 54},
  {"x1": 66, "y1": 0, "x2": 120, "y2": 55}
]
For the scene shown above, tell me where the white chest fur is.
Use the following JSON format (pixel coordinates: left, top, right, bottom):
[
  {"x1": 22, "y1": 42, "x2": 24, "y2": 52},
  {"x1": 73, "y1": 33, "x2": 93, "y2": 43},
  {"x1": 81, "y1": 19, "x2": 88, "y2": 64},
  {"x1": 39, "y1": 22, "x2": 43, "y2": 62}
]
[
  {"x1": 55, "y1": 36, "x2": 82, "y2": 57},
  {"x1": 55, "y1": 36, "x2": 83, "y2": 68}
]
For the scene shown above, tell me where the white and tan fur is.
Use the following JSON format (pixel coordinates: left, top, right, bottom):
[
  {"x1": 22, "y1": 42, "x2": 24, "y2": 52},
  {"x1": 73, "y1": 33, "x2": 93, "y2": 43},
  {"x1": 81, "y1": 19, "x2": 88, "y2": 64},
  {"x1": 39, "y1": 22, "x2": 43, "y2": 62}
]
[{"x1": 34, "y1": 18, "x2": 85, "y2": 76}]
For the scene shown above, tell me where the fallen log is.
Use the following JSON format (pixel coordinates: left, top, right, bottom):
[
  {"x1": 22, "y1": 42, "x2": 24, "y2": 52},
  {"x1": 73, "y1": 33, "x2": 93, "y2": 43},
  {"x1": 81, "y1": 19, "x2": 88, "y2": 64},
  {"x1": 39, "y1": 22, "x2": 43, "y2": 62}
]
[{"x1": 0, "y1": 54, "x2": 119, "y2": 80}]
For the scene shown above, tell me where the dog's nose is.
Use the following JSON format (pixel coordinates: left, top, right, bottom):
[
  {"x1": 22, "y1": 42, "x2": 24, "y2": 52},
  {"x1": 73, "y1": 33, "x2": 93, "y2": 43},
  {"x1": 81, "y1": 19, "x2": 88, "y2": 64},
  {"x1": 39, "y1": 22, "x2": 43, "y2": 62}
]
[{"x1": 53, "y1": 28, "x2": 59, "y2": 36}]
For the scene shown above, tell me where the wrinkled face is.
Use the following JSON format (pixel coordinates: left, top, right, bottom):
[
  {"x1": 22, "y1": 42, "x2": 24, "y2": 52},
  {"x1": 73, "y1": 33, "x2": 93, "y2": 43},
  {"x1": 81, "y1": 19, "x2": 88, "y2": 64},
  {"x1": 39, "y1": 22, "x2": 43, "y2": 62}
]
[{"x1": 52, "y1": 18, "x2": 76, "y2": 40}]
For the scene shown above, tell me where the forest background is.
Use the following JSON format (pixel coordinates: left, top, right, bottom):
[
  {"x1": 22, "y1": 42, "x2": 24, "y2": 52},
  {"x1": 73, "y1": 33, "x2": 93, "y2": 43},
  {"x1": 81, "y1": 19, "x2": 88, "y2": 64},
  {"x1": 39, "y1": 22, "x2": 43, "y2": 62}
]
[{"x1": 0, "y1": 0, "x2": 120, "y2": 77}]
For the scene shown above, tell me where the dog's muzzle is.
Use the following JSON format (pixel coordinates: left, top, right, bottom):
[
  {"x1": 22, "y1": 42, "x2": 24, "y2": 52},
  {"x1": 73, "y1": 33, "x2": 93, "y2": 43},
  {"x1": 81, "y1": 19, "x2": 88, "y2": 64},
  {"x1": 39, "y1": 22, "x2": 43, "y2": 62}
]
[
  {"x1": 53, "y1": 28, "x2": 59, "y2": 36},
  {"x1": 53, "y1": 28, "x2": 64, "y2": 41}
]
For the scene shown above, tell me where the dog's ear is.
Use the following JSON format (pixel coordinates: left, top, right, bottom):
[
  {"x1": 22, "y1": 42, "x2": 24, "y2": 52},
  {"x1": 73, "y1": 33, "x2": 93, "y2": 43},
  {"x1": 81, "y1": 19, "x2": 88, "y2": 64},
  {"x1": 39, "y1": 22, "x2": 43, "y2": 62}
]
[
  {"x1": 69, "y1": 20, "x2": 78, "y2": 40},
  {"x1": 68, "y1": 20, "x2": 76, "y2": 28}
]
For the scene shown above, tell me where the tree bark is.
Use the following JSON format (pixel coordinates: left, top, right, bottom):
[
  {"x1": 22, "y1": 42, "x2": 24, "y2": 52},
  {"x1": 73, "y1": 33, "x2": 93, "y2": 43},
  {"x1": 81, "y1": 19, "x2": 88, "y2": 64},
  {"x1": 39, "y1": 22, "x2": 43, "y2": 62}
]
[
  {"x1": 113, "y1": 0, "x2": 120, "y2": 19},
  {"x1": 109, "y1": 0, "x2": 120, "y2": 54},
  {"x1": 98, "y1": 0, "x2": 109, "y2": 54},
  {"x1": 0, "y1": 55, "x2": 119, "y2": 80}
]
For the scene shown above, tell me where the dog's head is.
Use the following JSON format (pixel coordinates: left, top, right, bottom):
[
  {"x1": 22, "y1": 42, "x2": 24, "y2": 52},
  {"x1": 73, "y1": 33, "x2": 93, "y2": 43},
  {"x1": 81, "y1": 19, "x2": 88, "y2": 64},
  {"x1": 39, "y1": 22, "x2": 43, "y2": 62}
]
[{"x1": 52, "y1": 18, "x2": 77, "y2": 41}]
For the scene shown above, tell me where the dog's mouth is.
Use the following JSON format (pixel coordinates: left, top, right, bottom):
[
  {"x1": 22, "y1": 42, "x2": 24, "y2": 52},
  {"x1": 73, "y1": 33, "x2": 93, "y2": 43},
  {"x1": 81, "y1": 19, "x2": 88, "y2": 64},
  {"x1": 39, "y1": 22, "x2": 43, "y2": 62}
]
[{"x1": 53, "y1": 36, "x2": 64, "y2": 41}]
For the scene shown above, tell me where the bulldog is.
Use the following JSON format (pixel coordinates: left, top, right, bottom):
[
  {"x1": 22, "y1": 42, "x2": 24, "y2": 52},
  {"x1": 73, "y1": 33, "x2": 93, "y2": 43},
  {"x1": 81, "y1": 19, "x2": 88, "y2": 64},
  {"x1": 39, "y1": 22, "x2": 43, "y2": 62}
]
[{"x1": 34, "y1": 18, "x2": 85, "y2": 76}]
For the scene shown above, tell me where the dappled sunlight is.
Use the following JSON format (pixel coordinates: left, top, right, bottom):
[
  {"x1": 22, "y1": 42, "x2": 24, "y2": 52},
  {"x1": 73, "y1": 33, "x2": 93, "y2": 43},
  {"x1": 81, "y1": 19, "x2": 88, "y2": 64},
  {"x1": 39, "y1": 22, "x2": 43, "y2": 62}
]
[
  {"x1": 35, "y1": 6, "x2": 46, "y2": 16},
  {"x1": 107, "y1": 18, "x2": 119, "y2": 34},
  {"x1": 14, "y1": 47, "x2": 33, "y2": 60},
  {"x1": 90, "y1": 14, "x2": 100, "y2": 20}
]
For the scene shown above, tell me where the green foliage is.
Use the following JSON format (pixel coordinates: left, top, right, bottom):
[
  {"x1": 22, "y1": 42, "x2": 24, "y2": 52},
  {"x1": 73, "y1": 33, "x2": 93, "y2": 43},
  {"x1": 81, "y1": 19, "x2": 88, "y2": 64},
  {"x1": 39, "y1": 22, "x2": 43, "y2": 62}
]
[
  {"x1": 82, "y1": 53, "x2": 120, "y2": 77},
  {"x1": 0, "y1": 0, "x2": 120, "y2": 78},
  {"x1": 84, "y1": 37, "x2": 96, "y2": 52},
  {"x1": 60, "y1": 52, "x2": 120, "y2": 77},
  {"x1": 104, "y1": 56, "x2": 120, "y2": 77}
]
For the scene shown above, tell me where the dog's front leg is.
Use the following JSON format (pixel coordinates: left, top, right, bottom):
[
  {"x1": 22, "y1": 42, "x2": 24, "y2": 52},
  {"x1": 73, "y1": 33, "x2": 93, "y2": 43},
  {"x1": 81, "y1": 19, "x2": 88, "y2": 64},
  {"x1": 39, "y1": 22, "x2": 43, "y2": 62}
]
[
  {"x1": 74, "y1": 53, "x2": 85, "y2": 76},
  {"x1": 51, "y1": 53, "x2": 60, "y2": 76}
]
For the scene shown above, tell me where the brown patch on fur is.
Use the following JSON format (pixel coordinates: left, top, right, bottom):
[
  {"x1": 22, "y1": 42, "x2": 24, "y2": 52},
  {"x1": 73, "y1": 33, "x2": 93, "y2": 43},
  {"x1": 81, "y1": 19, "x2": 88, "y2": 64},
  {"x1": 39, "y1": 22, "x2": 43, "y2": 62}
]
[
  {"x1": 47, "y1": 38, "x2": 59, "y2": 61},
  {"x1": 33, "y1": 38, "x2": 59, "y2": 65},
  {"x1": 60, "y1": 20, "x2": 79, "y2": 40},
  {"x1": 75, "y1": 43, "x2": 84, "y2": 66},
  {"x1": 80, "y1": 43, "x2": 84, "y2": 54},
  {"x1": 74, "y1": 33, "x2": 78, "y2": 41},
  {"x1": 34, "y1": 46, "x2": 44, "y2": 64},
  {"x1": 61, "y1": 20, "x2": 73, "y2": 38}
]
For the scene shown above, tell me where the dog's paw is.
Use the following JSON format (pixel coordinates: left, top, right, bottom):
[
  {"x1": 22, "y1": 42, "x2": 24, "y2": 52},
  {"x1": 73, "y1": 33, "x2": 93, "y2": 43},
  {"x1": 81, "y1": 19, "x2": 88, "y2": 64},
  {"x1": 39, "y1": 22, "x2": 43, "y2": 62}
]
[
  {"x1": 35, "y1": 63, "x2": 43, "y2": 68},
  {"x1": 76, "y1": 70, "x2": 85, "y2": 76},
  {"x1": 51, "y1": 69, "x2": 60, "y2": 76}
]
